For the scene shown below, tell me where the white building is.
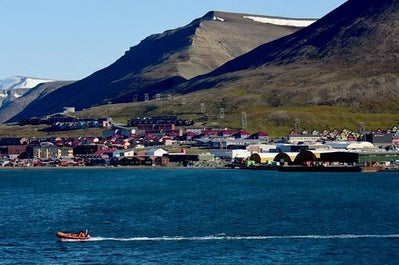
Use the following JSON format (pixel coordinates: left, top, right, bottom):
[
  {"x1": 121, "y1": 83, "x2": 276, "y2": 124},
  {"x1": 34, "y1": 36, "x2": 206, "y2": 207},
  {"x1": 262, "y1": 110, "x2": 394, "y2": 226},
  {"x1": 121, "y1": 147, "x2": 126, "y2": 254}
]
[
  {"x1": 145, "y1": 148, "x2": 168, "y2": 157},
  {"x1": 113, "y1": 148, "x2": 135, "y2": 158}
]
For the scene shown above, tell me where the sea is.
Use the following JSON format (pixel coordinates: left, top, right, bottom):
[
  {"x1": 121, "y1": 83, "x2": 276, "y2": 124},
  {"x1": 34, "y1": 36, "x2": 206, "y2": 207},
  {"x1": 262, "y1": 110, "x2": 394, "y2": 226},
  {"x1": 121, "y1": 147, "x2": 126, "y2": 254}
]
[{"x1": 0, "y1": 168, "x2": 398, "y2": 265}]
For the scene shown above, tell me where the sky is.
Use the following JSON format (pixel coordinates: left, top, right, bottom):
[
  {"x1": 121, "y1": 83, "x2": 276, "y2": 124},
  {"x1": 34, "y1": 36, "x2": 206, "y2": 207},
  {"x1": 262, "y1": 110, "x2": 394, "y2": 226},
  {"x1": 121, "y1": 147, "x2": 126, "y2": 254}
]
[{"x1": 0, "y1": 0, "x2": 347, "y2": 81}]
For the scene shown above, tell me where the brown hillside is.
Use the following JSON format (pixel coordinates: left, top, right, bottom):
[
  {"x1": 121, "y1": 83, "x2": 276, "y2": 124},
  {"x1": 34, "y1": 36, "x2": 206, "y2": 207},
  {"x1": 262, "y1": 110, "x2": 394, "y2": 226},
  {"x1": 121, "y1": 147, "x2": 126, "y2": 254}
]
[
  {"x1": 9, "y1": 11, "x2": 305, "y2": 122},
  {"x1": 177, "y1": 0, "x2": 399, "y2": 112}
]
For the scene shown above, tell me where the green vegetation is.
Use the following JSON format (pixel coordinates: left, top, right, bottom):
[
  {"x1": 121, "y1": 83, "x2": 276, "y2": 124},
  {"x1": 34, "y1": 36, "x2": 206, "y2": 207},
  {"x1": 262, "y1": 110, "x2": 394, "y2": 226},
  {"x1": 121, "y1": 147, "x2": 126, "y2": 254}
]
[
  {"x1": 3, "y1": 97, "x2": 394, "y2": 138},
  {"x1": 0, "y1": 124, "x2": 104, "y2": 138}
]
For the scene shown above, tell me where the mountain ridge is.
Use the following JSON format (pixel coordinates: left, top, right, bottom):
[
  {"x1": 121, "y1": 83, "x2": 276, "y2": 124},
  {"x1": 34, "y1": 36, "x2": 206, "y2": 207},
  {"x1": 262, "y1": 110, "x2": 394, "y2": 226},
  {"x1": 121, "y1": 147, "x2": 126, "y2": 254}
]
[
  {"x1": 0, "y1": 76, "x2": 54, "y2": 91},
  {"x1": 5, "y1": 11, "x2": 308, "y2": 122},
  {"x1": 186, "y1": 0, "x2": 397, "y2": 76},
  {"x1": 0, "y1": 80, "x2": 74, "y2": 123},
  {"x1": 175, "y1": 0, "x2": 399, "y2": 110},
  {"x1": 0, "y1": 76, "x2": 57, "y2": 115},
  {"x1": 4, "y1": 0, "x2": 399, "y2": 133}
]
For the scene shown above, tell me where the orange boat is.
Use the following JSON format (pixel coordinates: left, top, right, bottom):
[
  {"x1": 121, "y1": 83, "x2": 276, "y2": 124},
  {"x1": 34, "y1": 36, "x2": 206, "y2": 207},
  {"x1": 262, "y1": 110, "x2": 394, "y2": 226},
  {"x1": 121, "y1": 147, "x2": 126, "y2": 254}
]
[{"x1": 56, "y1": 230, "x2": 90, "y2": 241}]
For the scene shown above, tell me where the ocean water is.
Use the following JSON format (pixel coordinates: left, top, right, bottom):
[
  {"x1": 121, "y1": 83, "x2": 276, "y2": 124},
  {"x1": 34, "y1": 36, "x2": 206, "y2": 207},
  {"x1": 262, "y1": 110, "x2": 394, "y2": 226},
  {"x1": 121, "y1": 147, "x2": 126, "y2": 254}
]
[{"x1": 0, "y1": 168, "x2": 398, "y2": 264}]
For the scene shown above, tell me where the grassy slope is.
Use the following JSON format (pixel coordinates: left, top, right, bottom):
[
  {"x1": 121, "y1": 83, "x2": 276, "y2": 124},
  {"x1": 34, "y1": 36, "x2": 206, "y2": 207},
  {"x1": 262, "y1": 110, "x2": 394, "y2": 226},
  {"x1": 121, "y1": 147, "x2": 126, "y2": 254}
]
[{"x1": 1, "y1": 96, "x2": 389, "y2": 138}]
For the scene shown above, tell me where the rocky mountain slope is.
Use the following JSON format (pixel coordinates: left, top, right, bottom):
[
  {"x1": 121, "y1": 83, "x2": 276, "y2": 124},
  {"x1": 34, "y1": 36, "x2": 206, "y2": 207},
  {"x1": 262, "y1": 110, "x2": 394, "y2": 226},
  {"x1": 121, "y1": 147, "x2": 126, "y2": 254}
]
[
  {"x1": 8, "y1": 11, "x2": 309, "y2": 122},
  {"x1": 0, "y1": 76, "x2": 54, "y2": 107},
  {"x1": 0, "y1": 81, "x2": 73, "y2": 123},
  {"x1": 176, "y1": 0, "x2": 399, "y2": 112}
]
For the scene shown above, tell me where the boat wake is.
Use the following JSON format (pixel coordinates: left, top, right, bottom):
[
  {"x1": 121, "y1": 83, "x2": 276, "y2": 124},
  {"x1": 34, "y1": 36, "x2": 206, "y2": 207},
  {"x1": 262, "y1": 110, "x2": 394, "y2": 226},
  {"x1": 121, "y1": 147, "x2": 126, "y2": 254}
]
[{"x1": 85, "y1": 234, "x2": 399, "y2": 242}]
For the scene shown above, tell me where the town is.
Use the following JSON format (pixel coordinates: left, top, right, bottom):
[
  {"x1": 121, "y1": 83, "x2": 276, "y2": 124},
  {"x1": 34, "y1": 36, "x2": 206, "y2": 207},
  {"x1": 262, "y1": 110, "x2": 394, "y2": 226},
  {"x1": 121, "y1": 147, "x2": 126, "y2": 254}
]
[{"x1": 1, "y1": 113, "x2": 399, "y2": 171}]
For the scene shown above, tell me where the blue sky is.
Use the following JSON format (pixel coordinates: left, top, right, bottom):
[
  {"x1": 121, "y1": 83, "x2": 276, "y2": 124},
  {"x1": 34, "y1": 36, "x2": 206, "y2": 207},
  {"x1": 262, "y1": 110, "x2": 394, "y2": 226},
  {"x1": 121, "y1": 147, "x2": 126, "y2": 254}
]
[{"x1": 0, "y1": 0, "x2": 347, "y2": 80}]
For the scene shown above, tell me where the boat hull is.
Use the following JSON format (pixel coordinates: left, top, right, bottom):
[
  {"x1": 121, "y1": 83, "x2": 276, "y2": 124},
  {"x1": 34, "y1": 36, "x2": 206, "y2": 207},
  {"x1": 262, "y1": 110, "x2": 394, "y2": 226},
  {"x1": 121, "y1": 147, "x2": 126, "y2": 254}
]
[
  {"x1": 361, "y1": 165, "x2": 383, "y2": 172},
  {"x1": 278, "y1": 165, "x2": 362, "y2": 172},
  {"x1": 56, "y1": 231, "x2": 90, "y2": 241},
  {"x1": 240, "y1": 165, "x2": 278, "y2": 170}
]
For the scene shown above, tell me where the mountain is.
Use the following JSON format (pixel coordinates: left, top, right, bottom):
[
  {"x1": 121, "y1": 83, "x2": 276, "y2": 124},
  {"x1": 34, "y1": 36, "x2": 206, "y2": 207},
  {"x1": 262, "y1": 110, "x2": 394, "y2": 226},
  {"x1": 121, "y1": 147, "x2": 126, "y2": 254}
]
[
  {"x1": 8, "y1": 11, "x2": 312, "y2": 121},
  {"x1": 0, "y1": 76, "x2": 57, "y2": 122},
  {"x1": 0, "y1": 81, "x2": 73, "y2": 123},
  {"x1": 0, "y1": 76, "x2": 54, "y2": 104},
  {"x1": 176, "y1": 0, "x2": 399, "y2": 111},
  {"x1": 0, "y1": 76, "x2": 54, "y2": 91}
]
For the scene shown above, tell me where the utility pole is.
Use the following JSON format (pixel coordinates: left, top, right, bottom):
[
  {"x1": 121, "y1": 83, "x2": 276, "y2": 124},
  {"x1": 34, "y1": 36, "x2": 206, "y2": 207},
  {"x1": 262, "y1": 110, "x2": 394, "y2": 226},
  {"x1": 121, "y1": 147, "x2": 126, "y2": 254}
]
[
  {"x1": 295, "y1": 119, "x2": 301, "y2": 134},
  {"x1": 200, "y1": 103, "x2": 205, "y2": 114},
  {"x1": 219, "y1": 107, "x2": 225, "y2": 119},
  {"x1": 360, "y1": 122, "x2": 366, "y2": 141},
  {"x1": 241, "y1": 112, "x2": 247, "y2": 129}
]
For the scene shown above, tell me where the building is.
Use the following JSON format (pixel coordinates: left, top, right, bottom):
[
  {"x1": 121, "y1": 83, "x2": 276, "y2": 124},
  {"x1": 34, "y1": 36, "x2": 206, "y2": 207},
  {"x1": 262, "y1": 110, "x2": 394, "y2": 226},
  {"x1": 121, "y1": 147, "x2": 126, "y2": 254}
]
[
  {"x1": 73, "y1": 144, "x2": 106, "y2": 156},
  {"x1": 26, "y1": 146, "x2": 73, "y2": 159},
  {"x1": 113, "y1": 148, "x2": 136, "y2": 158},
  {"x1": 0, "y1": 137, "x2": 28, "y2": 146},
  {"x1": 392, "y1": 133, "x2": 399, "y2": 145},
  {"x1": 145, "y1": 148, "x2": 168, "y2": 157},
  {"x1": 249, "y1": 131, "x2": 270, "y2": 141},
  {"x1": 366, "y1": 132, "x2": 394, "y2": 146},
  {"x1": 232, "y1": 130, "x2": 251, "y2": 139},
  {"x1": 7, "y1": 145, "x2": 28, "y2": 159},
  {"x1": 288, "y1": 134, "x2": 322, "y2": 144}
]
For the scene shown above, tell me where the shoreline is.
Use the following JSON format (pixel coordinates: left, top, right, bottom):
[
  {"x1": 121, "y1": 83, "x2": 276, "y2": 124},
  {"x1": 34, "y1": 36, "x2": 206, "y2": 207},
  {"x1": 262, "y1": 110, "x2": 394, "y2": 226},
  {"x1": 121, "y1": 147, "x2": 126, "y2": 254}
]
[{"x1": 0, "y1": 165, "x2": 230, "y2": 170}]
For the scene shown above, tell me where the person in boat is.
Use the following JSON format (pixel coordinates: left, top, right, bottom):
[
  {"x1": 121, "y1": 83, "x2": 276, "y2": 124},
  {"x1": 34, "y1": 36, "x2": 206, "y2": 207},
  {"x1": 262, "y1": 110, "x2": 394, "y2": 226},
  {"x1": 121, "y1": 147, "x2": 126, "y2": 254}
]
[{"x1": 78, "y1": 231, "x2": 87, "y2": 237}]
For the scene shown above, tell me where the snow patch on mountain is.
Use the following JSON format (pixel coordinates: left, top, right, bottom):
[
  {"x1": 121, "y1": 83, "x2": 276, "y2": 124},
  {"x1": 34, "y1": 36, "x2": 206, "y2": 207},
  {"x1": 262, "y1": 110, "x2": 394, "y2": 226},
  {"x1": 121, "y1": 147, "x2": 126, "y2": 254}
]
[
  {"x1": 243, "y1": 16, "x2": 316, "y2": 27},
  {"x1": 14, "y1": 92, "x2": 23, "y2": 98},
  {"x1": 0, "y1": 76, "x2": 54, "y2": 91},
  {"x1": 213, "y1": 16, "x2": 225, "y2": 22}
]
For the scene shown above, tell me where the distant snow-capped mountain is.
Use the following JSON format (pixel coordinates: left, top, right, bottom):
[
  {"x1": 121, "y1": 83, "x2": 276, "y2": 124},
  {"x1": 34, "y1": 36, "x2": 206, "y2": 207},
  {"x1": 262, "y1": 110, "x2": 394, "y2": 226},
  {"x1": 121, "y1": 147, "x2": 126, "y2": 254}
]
[
  {"x1": 0, "y1": 76, "x2": 54, "y2": 100},
  {"x1": 0, "y1": 76, "x2": 54, "y2": 91}
]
